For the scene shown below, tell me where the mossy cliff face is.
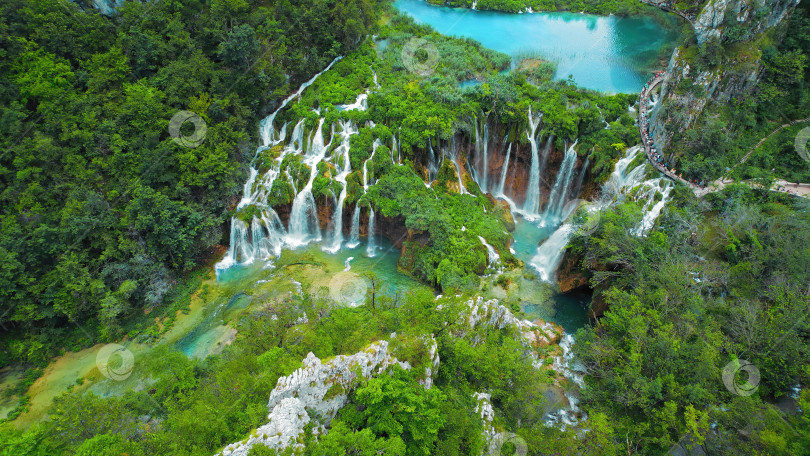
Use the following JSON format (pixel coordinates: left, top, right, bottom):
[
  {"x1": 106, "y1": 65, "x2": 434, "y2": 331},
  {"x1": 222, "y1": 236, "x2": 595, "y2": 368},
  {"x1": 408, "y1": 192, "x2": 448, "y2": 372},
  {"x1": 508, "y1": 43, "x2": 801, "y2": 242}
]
[
  {"x1": 414, "y1": 127, "x2": 592, "y2": 208},
  {"x1": 650, "y1": 0, "x2": 799, "y2": 155},
  {"x1": 694, "y1": 0, "x2": 799, "y2": 44}
]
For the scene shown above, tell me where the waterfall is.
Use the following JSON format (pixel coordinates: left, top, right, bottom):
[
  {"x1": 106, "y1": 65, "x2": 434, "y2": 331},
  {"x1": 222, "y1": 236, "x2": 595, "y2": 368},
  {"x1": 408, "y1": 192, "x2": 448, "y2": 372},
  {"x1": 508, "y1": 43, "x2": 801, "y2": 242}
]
[
  {"x1": 523, "y1": 108, "x2": 543, "y2": 215},
  {"x1": 289, "y1": 118, "x2": 306, "y2": 152},
  {"x1": 426, "y1": 138, "x2": 439, "y2": 185},
  {"x1": 216, "y1": 57, "x2": 356, "y2": 277},
  {"x1": 217, "y1": 219, "x2": 250, "y2": 271},
  {"x1": 258, "y1": 57, "x2": 342, "y2": 147},
  {"x1": 528, "y1": 146, "x2": 673, "y2": 284},
  {"x1": 256, "y1": 209, "x2": 286, "y2": 258},
  {"x1": 494, "y1": 142, "x2": 523, "y2": 215},
  {"x1": 598, "y1": 146, "x2": 673, "y2": 235},
  {"x1": 572, "y1": 156, "x2": 589, "y2": 199},
  {"x1": 497, "y1": 143, "x2": 511, "y2": 197},
  {"x1": 323, "y1": 121, "x2": 357, "y2": 254},
  {"x1": 285, "y1": 118, "x2": 328, "y2": 247},
  {"x1": 446, "y1": 141, "x2": 468, "y2": 195},
  {"x1": 454, "y1": 159, "x2": 468, "y2": 194},
  {"x1": 366, "y1": 209, "x2": 377, "y2": 257},
  {"x1": 348, "y1": 206, "x2": 361, "y2": 248},
  {"x1": 363, "y1": 141, "x2": 376, "y2": 191},
  {"x1": 482, "y1": 120, "x2": 489, "y2": 193},
  {"x1": 237, "y1": 168, "x2": 259, "y2": 209},
  {"x1": 471, "y1": 121, "x2": 480, "y2": 186},
  {"x1": 478, "y1": 236, "x2": 500, "y2": 269},
  {"x1": 545, "y1": 334, "x2": 586, "y2": 429},
  {"x1": 542, "y1": 141, "x2": 578, "y2": 226},
  {"x1": 473, "y1": 116, "x2": 489, "y2": 193},
  {"x1": 600, "y1": 146, "x2": 644, "y2": 203},
  {"x1": 529, "y1": 224, "x2": 574, "y2": 282},
  {"x1": 631, "y1": 180, "x2": 674, "y2": 236}
]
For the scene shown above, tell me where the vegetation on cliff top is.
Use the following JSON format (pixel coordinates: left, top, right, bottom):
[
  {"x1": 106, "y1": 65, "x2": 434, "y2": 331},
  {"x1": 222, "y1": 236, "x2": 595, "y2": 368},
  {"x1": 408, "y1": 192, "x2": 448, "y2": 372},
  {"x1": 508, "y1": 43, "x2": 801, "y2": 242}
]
[
  {"x1": 566, "y1": 183, "x2": 810, "y2": 454},
  {"x1": 658, "y1": 1, "x2": 810, "y2": 183}
]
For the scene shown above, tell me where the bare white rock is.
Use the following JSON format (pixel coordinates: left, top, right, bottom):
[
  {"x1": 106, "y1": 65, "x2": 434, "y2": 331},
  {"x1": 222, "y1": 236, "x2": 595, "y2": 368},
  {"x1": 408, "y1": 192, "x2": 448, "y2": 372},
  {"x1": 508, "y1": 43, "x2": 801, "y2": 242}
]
[
  {"x1": 473, "y1": 392, "x2": 499, "y2": 455},
  {"x1": 218, "y1": 340, "x2": 409, "y2": 456},
  {"x1": 462, "y1": 296, "x2": 560, "y2": 347}
]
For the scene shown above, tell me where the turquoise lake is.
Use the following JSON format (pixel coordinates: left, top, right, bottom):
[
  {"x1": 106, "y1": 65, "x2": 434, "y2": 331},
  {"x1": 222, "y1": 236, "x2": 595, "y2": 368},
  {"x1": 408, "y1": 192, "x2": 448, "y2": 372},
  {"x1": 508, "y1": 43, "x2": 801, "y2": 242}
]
[{"x1": 395, "y1": 0, "x2": 683, "y2": 93}]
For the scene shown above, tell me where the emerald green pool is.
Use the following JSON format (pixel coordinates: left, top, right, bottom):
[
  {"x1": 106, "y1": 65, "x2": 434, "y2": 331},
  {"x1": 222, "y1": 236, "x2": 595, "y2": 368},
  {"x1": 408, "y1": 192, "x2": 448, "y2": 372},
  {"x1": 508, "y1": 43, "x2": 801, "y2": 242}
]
[{"x1": 395, "y1": 0, "x2": 682, "y2": 93}]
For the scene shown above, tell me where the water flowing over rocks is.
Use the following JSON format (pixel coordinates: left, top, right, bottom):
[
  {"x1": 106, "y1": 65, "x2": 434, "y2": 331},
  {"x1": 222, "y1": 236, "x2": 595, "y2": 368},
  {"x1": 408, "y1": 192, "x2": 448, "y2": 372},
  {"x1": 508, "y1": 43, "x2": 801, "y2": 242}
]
[{"x1": 459, "y1": 297, "x2": 585, "y2": 434}]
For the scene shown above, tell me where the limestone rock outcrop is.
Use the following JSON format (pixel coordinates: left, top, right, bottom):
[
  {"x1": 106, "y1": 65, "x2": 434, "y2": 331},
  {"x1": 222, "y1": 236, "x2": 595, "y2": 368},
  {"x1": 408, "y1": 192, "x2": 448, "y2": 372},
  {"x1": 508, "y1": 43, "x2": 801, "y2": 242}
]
[
  {"x1": 694, "y1": 0, "x2": 800, "y2": 44},
  {"x1": 650, "y1": 0, "x2": 799, "y2": 156},
  {"x1": 462, "y1": 296, "x2": 563, "y2": 348},
  {"x1": 217, "y1": 340, "x2": 411, "y2": 456}
]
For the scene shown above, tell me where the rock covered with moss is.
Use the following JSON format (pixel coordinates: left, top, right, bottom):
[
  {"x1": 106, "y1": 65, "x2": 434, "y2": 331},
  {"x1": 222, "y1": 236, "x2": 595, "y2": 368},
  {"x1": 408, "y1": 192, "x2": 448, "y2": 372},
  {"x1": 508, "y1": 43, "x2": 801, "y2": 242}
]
[{"x1": 694, "y1": 0, "x2": 799, "y2": 44}]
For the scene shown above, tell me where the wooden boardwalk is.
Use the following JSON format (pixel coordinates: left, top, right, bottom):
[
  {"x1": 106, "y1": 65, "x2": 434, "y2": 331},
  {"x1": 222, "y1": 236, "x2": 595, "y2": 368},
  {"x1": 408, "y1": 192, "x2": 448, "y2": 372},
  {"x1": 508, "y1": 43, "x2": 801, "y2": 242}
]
[{"x1": 636, "y1": 72, "x2": 810, "y2": 198}]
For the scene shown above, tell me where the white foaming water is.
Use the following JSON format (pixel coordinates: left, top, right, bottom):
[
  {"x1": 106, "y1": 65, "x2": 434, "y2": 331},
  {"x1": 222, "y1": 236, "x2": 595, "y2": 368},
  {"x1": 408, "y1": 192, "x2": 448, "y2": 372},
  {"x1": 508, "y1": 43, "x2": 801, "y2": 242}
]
[
  {"x1": 478, "y1": 236, "x2": 500, "y2": 269},
  {"x1": 541, "y1": 140, "x2": 579, "y2": 227},
  {"x1": 215, "y1": 59, "x2": 342, "y2": 276},
  {"x1": 426, "y1": 138, "x2": 439, "y2": 185},
  {"x1": 496, "y1": 142, "x2": 511, "y2": 197},
  {"x1": 323, "y1": 121, "x2": 358, "y2": 254},
  {"x1": 285, "y1": 118, "x2": 328, "y2": 247},
  {"x1": 545, "y1": 334, "x2": 587, "y2": 429},
  {"x1": 366, "y1": 208, "x2": 377, "y2": 257},
  {"x1": 529, "y1": 145, "x2": 675, "y2": 283},
  {"x1": 529, "y1": 224, "x2": 574, "y2": 282},
  {"x1": 259, "y1": 57, "x2": 342, "y2": 148},
  {"x1": 600, "y1": 146, "x2": 674, "y2": 236},
  {"x1": 473, "y1": 116, "x2": 490, "y2": 193},
  {"x1": 523, "y1": 108, "x2": 543, "y2": 215},
  {"x1": 631, "y1": 178, "x2": 674, "y2": 236},
  {"x1": 445, "y1": 140, "x2": 468, "y2": 195},
  {"x1": 338, "y1": 93, "x2": 368, "y2": 111},
  {"x1": 348, "y1": 206, "x2": 361, "y2": 248}
]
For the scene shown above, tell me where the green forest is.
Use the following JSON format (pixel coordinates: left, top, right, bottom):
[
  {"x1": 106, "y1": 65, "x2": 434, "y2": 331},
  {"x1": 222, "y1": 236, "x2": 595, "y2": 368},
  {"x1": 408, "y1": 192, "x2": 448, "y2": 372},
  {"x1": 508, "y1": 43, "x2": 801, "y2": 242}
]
[{"x1": 1, "y1": 0, "x2": 809, "y2": 455}]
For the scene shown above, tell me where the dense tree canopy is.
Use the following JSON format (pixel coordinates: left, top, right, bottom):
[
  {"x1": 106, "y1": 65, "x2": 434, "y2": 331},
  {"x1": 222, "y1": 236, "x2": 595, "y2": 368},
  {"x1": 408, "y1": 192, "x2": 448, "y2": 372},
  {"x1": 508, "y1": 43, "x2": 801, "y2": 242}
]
[{"x1": 0, "y1": 0, "x2": 387, "y2": 365}]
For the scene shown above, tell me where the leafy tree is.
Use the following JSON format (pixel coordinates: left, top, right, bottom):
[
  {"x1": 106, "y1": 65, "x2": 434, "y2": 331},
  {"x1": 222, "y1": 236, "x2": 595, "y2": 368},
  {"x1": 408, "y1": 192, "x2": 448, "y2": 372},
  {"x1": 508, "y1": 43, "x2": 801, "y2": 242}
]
[{"x1": 341, "y1": 365, "x2": 446, "y2": 455}]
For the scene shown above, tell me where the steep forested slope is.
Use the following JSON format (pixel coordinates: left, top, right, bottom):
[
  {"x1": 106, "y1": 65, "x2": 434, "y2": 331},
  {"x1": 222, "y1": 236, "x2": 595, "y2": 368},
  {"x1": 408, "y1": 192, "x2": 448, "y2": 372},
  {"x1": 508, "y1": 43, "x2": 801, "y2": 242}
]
[{"x1": 0, "y1": 0, "x2": 385, "y2": 364}]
